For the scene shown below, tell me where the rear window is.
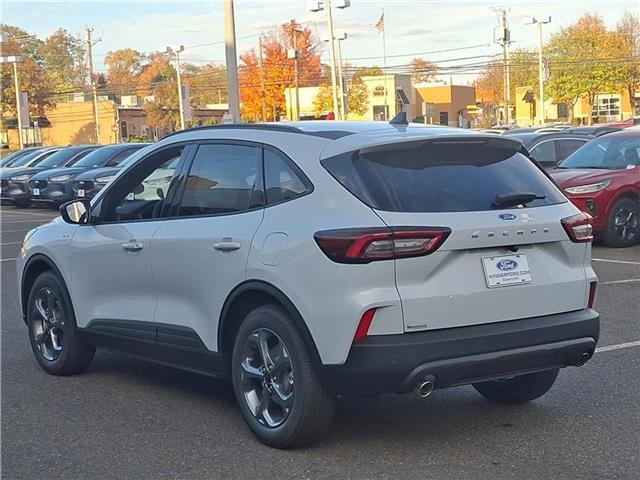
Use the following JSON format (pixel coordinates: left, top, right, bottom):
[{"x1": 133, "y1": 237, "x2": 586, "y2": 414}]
[{"x1": 321, "y1": 140, "x2": 566, "y2": 212}]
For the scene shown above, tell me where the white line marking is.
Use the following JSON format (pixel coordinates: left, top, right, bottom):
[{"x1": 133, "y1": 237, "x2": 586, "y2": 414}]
[
  {"x1": 596, "y1": 341, "x2": 640, "y2": 353},
  {"x1": 0, "y1": 229, "x2": 32, "y2": 234},
  {"x1": 600, "y1": 279, "x2": 640, "y2": 286},
  {"x1": 592, "y1": 258, "x2": 640, "y2": 266},
  {"x1": 0, "y1": 210, "x2": 57, "y2": 218},
  {"x1": 1, "y1": 219, "x2": 50, "y2": 224},
  {"x1": 0, "y1": 242, "x2": 21, "y2": 246},
  {"x1": 0, "y1": 258, "x2": 16, "y2": 262}
]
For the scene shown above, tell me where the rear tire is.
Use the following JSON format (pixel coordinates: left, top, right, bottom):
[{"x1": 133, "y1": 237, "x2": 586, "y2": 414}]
[
  {"x1": 231, "y1": 304, "x2": 335, "y2": 448},
  {"x1": 602, "y1": 197, "x2": 639, "y2": 247},
  {"x1": 472, "y1": 369, "x2": 559, "y2": 404},
  {"x1": 27, "y1": 271, "x2": 95, "y2": 375}
]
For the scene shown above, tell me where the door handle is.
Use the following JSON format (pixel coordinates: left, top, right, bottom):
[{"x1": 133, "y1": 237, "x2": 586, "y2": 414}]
[
  {"x1": 214, "y1": 241, "x2": 241, "y2": 252},
  {"x1": 122, "y1": 241, "x2": 144, "y2": 252}
]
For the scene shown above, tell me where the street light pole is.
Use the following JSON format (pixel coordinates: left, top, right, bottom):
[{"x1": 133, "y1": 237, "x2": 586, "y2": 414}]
[
  {"x1": 12, "y1": 60, "x2": 24, "y2": 149},
  {"x1": 86, "y1": 27, "x2": 101, "y2": 144},
  {"x1": 335, "y1": 33, "x2": 347, "y2": 119},
  {"x1": 325, "y1": 0, "x2": 340, "y2": 120},
  {"x1": 223, "y1": 0, "x2": 241, "y2": 123},
  {"x1": 526, "y1": 16, "x2": 551, "y2": 126},
  {"x1": 166, "y1": 46, "x2": 186, "y2": 130}
]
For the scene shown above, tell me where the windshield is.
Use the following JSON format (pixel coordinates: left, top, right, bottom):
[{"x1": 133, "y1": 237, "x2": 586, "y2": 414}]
[
  {"x1": 559, "y1": 135, "x2": 640, "y2": 170},
  {"x1": 7, "y1": 149, "x2": 49, "y2": 168},
  {"x1": 37, "y1": 148, "x2": 85, "y2": 168},
  {"x1": 1, "y1": 150, "x2": 33, "y2": 167},
  {"x1": 72, "y1": 147, "x2": 118, "y2": 167}
]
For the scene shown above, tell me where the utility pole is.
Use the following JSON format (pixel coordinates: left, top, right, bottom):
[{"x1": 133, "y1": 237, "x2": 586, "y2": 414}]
[
  {"x1": 288, "y1": 28, "x2": 302, "y2": 121},
  {"x1": 258, "y1": 35, "x2": 267, "y2": 121},
  {"x1": 86, "y1": 27, "x2": 101, "y2": 143},
  {"x1": 335, "y1": 33, "x2": 347, "y2": 119},
  {"x1": 526, "y1": 16, "x2": 551, "y2": 126},
  {"x1": 12, "y1": 61, "x2": 23, "y2": 148},
  {"x1": 223, "y1": 0, "x2": 241, "y2": 123},
  {"x1": 166, "y1": 46, "x2": 186, "y2": 130},
  {"x1": 496, "y1": 9, "x2": 511, "y2": 125},
  {"x1": 325, "y1": 0, "x2": 340, "y2": 120}
]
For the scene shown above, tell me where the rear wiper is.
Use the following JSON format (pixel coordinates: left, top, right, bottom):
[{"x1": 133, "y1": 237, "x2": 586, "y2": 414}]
[{"x1": 492, "y1": 192, "x2": 546, "y2": 208}]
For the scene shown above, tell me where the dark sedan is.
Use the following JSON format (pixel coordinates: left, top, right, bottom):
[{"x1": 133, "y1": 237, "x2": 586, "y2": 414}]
[
  {"x1": 507, "y1": 131, "x2": 593, "y2": 169},
  {"x1": 72, "y1": 152, "x2": 142, "y2": 200},
  {"x1": 4, "y1": 145, "x2": 99, "y2": 208},
  {"x1": 0, "y1": 147, "x2": 44, "y2": 168},
  {"x1": 29, "y1": 143, "x2": 150, "y2": 208}
]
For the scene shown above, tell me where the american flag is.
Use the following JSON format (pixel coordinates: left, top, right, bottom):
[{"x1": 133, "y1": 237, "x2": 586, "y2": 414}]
[{"x1": 375, "y1": 11, "x2": 384, "y2": 33}]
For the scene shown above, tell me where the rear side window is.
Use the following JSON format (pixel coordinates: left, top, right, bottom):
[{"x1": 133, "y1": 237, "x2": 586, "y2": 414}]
[
  {"x1": 322, "y1": 140, "x2": 566, "y2": 212},
  {"x1": 529, "y1": 141, "x2": 557, "y2": 167},
  {"x1": 179, "y1": 144, "x2": 261, "y2": 216},
  {"x1": 556, "y1": 139, "x2": 587, "y2": 162},
  {"x1": 264, "y1": 148, "x2": 310, "y2": 205}
]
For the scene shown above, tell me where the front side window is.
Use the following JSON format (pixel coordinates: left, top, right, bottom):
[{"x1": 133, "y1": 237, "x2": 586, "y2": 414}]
[
  {"x1": 264, "y1": 148, "x2": 309, "y2": 205},
  {"x1": 106, "y1": 148, "x2": 140, "y2": 167},
  {"x1": 179, "y1": 144, "x2": 261, "y2": 217},
  {"x1": 99, "y1": 146, "x2": 184, "y2": 222}
]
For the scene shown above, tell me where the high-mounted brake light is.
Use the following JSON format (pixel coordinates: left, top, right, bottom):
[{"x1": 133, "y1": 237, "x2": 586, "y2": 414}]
[
  {"x1": 314, "y1": 227, "x2": 451, "y2": 263},
  {"x1": 561, "y1": 213, "x2": 594, "y2": 243}
]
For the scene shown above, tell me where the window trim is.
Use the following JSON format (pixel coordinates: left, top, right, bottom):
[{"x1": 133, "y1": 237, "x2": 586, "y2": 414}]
[
  {"x1": 263, "y1": 144, "x2": 314, "y2": 208},
  {"x1": 90, "y1": 142, "x2": 193, "y2": 225},
  {"x1": 529, "y1": 137, "x2": 589, "y2": 166}
]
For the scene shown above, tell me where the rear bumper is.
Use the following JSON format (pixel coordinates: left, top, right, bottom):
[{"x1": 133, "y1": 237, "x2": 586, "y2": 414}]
[{"x1": 323, "y1": 308, "x2": 599, "y2": 395}]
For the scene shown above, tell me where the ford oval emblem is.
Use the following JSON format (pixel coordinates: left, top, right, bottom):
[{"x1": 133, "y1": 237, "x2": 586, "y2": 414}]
[
  {"x1": 497, "y1": 259, "x2": 518, "y2": 271},
  {"x1": 499, "y1": 213, "x2": 517, "y2": 220}
]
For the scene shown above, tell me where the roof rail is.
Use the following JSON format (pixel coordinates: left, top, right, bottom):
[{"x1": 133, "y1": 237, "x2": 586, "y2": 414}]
[{"x1": 162, "y1": 123, "x2": 305, "y2": 139}]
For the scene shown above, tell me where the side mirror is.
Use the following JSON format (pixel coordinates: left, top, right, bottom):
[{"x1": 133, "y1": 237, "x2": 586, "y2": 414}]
[{"x1": 60, "y1": 199, "x2": 92, "y2": 225}]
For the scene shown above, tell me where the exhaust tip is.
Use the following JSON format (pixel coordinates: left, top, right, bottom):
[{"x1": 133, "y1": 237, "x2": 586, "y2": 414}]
[
  {"x1": 577, "y1": 352, "x2": 591, "y2": 366},
  {"x1": 416, "y1": 379, "x2": 435, "y2": 398}
]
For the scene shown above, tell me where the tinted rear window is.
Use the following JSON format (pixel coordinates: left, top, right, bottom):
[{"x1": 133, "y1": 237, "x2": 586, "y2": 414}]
[{"x1": 321, "y1": 140, "x2": 566, "y2": 212}]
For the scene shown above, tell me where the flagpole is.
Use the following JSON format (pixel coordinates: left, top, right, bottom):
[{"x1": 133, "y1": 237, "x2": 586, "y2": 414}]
[{"x1": 381, "y1": 9, "x2": 388, "y2": 120}]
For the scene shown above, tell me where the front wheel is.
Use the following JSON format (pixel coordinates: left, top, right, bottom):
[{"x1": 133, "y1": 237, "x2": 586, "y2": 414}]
[
  {"x1": 27, "y1": 271, "x2": 95, "y2": 375},
  {"x1": 602, "y1": 197, "x2": 639, "y2": 247},
  {"x1": 231, "y1": 304, "x2": 335, "y2": 448},
  {"x1": 473, "y1": 369, "x2": 559, "y2": 404}
]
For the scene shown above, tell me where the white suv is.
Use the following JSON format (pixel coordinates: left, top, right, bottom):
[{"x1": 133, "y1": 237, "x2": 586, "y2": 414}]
[{"x1": 17, "y1": 121, "x2": 600, "y2": 448}]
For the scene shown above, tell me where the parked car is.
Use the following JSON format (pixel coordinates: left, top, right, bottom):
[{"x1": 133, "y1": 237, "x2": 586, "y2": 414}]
[
  {"x1": 72, "y1": 144, "x2": 152, "y2": 200},
  {"x1": 29, "y1": 143, "x2": 149, "y2": 209},
  {"x1": 18, "y1": 121, "x2": 599, "y2": 449},
  {"x1": 564, "y1": 125, "x2": 622, "y2": 137},
  {"x1": 5, "y1": 146, "x2": 99, "y2": 208},
  {"x1": 608, "y1": 116, "x2": 640, "y2": 127},
  {"x1": 0, "y1": 147, "x2": 64, "y2": 205},
  {"x1": 507, "y1": 131, "x2": 592, "y2": 169},
  {"x1": 551, "y1": 130, "x2": 639, "y2": 247},
  {"x1": 0, "y1": 147, "x2": 44, "y2": 168}
]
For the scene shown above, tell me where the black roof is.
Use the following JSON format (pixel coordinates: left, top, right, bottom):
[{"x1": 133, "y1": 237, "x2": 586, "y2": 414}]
[
  {"x1": 505, "y1": 131, "x2": 593, "y2": 147},
  {"x1": 564, "y1": 125, "x2": 623, "y2": 136}
]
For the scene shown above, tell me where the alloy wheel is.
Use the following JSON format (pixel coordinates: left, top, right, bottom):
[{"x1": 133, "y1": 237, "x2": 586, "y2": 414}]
[
  {"x1": 613, "y1": 205, "x2": 639, "y2": 242},
  {"x1": 239, "y1": 328, "x2": 294, "y2": 428},
  {"x1": 30, "y1": 287, "x2": 65, "y2": 361}
]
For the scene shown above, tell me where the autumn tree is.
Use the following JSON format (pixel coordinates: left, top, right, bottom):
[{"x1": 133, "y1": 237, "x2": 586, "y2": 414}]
[
  {"x1": 312, "y1": 84, "x2": 333, "y2": 117},
  {"x1": 104, "y1": 48, "x2": 145, "y2": 96},
  {"x1": 0, "y1": 25, "x2": 54, "y2": 118},
  {"x1": 616, "y1": 12, "x2": 640, "y2": 115},
  {"x1": 239, "y1": 20, "x2": 321, "y2": 121},
  {"x1": 182, "y1": 63, "x2": 228, "y2": 106},
  {"x1": 139, "y1": 52, "x2": 180, "y2": 131},
  {"x1": 351, "y1": 65, "x2": 383, "y2": 77},
  {"x1": 545, "y1": 13, "x2": 628, "y2": 124},
  {"x1": 410, "y1": 57, "x2": 437, "y2": 83},
  {"x1": 39, "y1": 29, "x2": 86, "y2": 92},
  {"x1": 346, "y1": 75, "x2": 369, "y2": 118}
]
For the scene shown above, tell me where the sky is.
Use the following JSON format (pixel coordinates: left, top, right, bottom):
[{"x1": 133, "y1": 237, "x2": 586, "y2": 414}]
[{"x1": 2, "y1": 0, "x2": 638, "y2": 84}]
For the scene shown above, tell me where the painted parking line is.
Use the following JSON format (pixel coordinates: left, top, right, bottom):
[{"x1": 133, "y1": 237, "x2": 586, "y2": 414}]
[
  {"x1": 1, "y1": 219, "x2": 51, "y2": 224},
  {"x1": 1, "y1": 242, "x2": 22, "y2": 246},
  {"x1": 600, "y1": 278, "x2": 640, "y2": 286},
  {"x1": 0, "y1": 210, "x2": 57, "y2": 217},
  {"x1": 0, "y1": 258, "x2": 16, "y2": 262},
  {"x1": 592, "y1": 258, "x2": 640, "y2": 266},
  {"x1": 1, "y1": 229, "x2": 34, "y2": 234},
  {"x1": 596, "y1": 341, "x2": 640, "y2": 353}
]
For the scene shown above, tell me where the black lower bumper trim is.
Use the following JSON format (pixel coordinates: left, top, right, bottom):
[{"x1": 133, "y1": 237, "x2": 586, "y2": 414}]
[{"x1": 322, "y1": 309, "x2": 599, "y2": 395}]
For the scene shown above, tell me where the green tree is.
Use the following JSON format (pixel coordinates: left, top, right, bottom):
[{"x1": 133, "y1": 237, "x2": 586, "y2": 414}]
[
  {"x1": 545, "y1": 13, "x2": 628, "y2": 124},
  {"x1": 352, "y1": 65, "x2": 383, "y2": 77},
  {"x1": 312, "y1": 83, "x2": 333, "y2": 117},
  {"x1": 40, "y1": 28, "x2": 86, "y2": 92},
  {"x1": 616, "y1": 12, "x2": 640, "y2": 115},
  {"x1": 346, "y1": 75, "x2": 369, "y2": 118}
]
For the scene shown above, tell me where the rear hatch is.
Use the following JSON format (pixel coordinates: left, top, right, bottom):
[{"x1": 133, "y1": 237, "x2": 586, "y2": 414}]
[{"x1": 322, "y1": 136, "x2": 590, "y2": 332}]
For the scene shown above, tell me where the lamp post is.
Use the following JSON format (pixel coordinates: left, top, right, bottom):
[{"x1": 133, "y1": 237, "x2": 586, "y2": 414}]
[
  {"x1": 309, "y1": 0, "x2": 350, "y2": 120},
  {"x1": 324, "y1": 33, "x2": 348, "y2": 119},
  {"x1": 0, "y1": 55, "x2": 24, "y2": 148},
  {"x1": 526, "y1": 16, "x2": 551, "y2": 126},
  {"x1": 166, "y1": 45, "x2": 186, "y2": 130}
]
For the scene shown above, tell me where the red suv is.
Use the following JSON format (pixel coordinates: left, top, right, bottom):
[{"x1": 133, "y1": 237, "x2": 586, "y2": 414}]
[{"x1": 551, "y1": 130, "x2": 639, "y2": 247}]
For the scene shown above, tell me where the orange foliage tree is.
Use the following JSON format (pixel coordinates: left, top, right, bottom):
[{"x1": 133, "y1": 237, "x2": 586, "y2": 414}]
[{"x1": 239, "y1": 20, "x2": 321, "y2": 121}]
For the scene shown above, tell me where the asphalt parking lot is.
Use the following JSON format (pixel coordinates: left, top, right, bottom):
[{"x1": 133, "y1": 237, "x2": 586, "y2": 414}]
[{"x1": 1, "y1": 206, "x2": 639, "y2": 480}]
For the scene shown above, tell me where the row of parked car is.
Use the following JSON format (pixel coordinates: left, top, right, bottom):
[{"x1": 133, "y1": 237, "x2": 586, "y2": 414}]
[
  {"x1": 1, "y1": 125, "x2": 639, "y2": 247},
  {"x1": 0, "y1": 143, "x2": 150, "y2": 208}
]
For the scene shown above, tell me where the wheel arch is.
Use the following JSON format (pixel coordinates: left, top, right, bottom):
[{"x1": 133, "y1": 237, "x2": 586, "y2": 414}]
[
  {"x1": 218, "y1": 280, "x2": 322, "y2": 370},
  {"x1": 604, "y1": 188, "x2": 640, "y2": 219},
  {"x1": 21, "y1": 253, "x2": 66, "y2": 322}
]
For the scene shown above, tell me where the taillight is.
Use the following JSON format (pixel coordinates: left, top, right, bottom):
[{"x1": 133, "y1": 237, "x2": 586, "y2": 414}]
[
  {"x1": 588, "y1": 281, "x2": 597, "y2": 308},
  {"x1": 561, "y1": 213, "x2": 594, "y2": 243},
  {"x1": 314, "y1": 226, "x2": 451, "y2": 263},
  {"x1": 353, "y1": 308, "x2": 377, "y2": 343}
]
